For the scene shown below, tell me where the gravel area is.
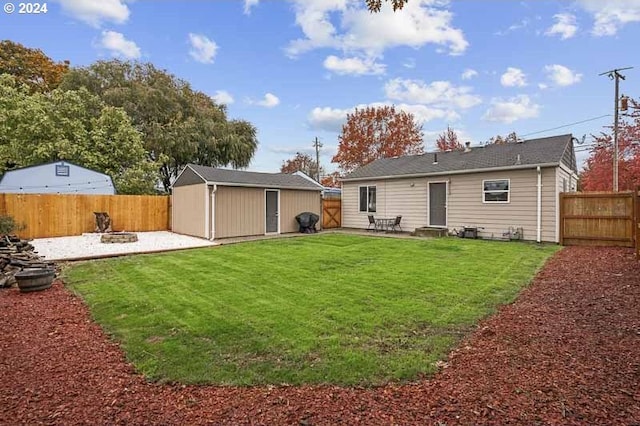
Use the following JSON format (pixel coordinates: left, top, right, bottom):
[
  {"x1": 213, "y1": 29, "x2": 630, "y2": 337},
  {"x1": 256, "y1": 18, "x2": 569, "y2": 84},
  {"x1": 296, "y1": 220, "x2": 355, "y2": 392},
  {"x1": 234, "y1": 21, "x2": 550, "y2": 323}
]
[
  {"x1": 1, "y1": 247, "x2": 638, "y2": 425},
  {"x1": 31, "y1": 231, "x2": 217, "y2": 261}
]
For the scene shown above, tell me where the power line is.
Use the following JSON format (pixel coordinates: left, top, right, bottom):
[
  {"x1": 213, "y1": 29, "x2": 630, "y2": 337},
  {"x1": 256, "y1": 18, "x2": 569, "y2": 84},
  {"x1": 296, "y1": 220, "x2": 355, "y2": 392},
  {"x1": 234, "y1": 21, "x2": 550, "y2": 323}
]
[
  {"x1": 521, "y1": 114, "x2": 612, "y2": 138},
  {"x1": 0, "y1": 178, "x2": 113, "y2": 190}
]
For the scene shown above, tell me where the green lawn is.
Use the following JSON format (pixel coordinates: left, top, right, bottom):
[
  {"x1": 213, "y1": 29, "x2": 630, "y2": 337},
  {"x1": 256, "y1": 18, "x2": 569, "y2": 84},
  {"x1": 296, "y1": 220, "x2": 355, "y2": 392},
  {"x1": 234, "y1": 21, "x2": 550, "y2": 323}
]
[{"x1": 65, "y1": 234, "x2": 559, "y2": 386}]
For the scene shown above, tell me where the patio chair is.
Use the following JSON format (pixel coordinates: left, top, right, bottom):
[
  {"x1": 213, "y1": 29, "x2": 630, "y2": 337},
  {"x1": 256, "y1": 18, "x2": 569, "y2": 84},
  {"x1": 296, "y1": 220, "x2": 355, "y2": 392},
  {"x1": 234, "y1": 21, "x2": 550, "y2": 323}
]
[
  {"x1": 367, "y1": 214, "x2": 377, "y2": 231},
  {"x1": 390, "y1": 216, "x2": 402, "y2": 232}
]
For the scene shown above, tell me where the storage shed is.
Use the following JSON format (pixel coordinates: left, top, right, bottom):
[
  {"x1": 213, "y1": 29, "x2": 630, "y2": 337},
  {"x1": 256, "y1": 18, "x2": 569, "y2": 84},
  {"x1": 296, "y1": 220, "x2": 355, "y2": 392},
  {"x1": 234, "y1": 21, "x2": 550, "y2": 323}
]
[
  {"x1": 172, "y1": 164, "x2": 323, "y2": 240},
  {"x1": 0, "y1": 161, "x2": 115, "y2": 194}
]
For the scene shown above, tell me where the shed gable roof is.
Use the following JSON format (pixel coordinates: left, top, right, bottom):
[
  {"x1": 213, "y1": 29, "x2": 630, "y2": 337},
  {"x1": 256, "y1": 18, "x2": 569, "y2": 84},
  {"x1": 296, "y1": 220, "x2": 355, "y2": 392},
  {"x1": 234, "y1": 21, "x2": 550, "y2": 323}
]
[
  {"x1": 343, "y1": 134, "x2": 577, "y2": 181},
  {"x1": 173, "y1": 164, "x2": 323, "y2": 191}
]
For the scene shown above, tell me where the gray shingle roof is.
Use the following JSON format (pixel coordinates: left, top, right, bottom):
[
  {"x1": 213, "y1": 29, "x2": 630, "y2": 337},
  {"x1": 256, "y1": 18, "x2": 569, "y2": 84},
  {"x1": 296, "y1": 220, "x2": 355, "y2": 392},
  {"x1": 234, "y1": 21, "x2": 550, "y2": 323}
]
[
  {"x1": 180, "y1": 164, "x2": 323, "y2": 190},
  {"x1": 343, "y1": 134, "x2": 576, "y2": 181}
]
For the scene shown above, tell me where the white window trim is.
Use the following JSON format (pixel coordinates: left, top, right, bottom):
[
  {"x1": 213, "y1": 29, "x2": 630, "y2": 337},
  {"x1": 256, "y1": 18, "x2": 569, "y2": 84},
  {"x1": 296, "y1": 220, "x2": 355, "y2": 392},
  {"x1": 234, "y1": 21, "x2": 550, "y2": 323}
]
[
  {"x1": 358, "y1": 185, "x2": 377, "y2": 213},
  {"x1": 482, "y1": 179, "x2": 510, "y2": 204}
]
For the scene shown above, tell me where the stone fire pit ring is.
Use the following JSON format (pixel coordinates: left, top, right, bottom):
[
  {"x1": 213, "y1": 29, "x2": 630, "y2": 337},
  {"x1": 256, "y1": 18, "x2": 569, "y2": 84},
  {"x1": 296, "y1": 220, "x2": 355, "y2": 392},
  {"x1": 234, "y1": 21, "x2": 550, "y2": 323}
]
[{"x1": 100, "y1": 232, "x2": 139, "y2": 244}]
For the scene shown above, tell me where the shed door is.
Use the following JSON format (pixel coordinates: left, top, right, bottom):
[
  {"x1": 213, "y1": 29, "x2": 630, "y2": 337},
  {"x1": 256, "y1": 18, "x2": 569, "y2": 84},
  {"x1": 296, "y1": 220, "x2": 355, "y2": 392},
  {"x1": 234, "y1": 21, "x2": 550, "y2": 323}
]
[
  {"x1": 265, "y1": 190, "x2": 279, "y2": 233},
  {"x1": 429, "y1": 182, "x2": 447, "y2": 227}
]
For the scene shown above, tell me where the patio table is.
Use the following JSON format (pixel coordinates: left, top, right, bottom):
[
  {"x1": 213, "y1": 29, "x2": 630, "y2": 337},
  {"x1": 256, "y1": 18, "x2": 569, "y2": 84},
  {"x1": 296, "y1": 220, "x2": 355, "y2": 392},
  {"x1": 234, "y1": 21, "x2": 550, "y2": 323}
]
[{"x1": 375, "y1": 218, "x2": 395, "y2": 232}]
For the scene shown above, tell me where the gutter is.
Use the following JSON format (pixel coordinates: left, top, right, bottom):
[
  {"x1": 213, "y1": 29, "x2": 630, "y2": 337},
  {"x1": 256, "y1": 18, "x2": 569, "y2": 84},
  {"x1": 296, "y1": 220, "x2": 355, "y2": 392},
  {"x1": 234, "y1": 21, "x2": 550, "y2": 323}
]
[
  {"x1": 340, "y1": 162, "x2": 560, "y2": 182},
  {"x1": 537, "y1": 166, "x2": 542, "y2": 243},
  {"x1": 203, "y1": 181, "x2": 322, "y2": 191},
  {"x1": 209, "y1": 184, "x2": 217, "y2": 240}
]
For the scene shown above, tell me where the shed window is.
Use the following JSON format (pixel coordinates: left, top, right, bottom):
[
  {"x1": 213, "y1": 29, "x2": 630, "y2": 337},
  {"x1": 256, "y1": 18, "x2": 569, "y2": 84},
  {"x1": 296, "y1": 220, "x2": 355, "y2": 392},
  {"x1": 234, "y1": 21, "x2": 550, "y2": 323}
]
[
  {"x1": 359, "y1": 186, "x2": 376, "y2": 213},
  {"x1": 55, "y1": 165, "x2": 70, "y2": 177},
  {"x1": 483, "y1": 179, "x2": 509, "y2": 203}
]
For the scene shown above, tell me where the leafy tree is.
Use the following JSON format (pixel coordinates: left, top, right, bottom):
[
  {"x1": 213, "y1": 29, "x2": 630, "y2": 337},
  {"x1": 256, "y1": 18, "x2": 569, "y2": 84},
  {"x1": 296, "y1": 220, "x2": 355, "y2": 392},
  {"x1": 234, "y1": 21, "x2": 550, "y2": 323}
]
[
  {"x1": 0, "y1": 74, "x2": 159, "y2": 194},
  {"x1": 332, "y1": 106, "x2": 424, "y2": 174},
  {"x1": 280, "y1": 152, "x2": 323, "y2": 179},
  {"x1": 366, "y1": 0, "x2": 408, "y2": 12},
  {"x1": 580, "y1": 99, "x2": 640, "y2": 191},
  {"x1": 60, "y1": 60, "x2": 258, "y2": 192},
  {"x1": 0, "y1": 40, "x2": 69, "y2": 93},
  {"x1": 321, "y1": 172, "x2": 341, "y2": 188},
  {"x1": 488, "y1": 131, "x2": 521, "y2": 145},
  {"x1": 436, "y1": 126, "x2": 464, "y2": 151}
]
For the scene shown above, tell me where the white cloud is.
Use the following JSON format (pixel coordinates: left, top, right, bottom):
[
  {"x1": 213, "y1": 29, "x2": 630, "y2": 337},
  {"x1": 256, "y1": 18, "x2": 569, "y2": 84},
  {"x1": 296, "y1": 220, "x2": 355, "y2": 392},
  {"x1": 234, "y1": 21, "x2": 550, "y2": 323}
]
[
  {"x1": 577, "y1": 0, "x2": 640, "y2": 36},
  {"x1": 188, "y1": 33, "x2": 218, "y2": 64},
  {"x1": 212, "y1": 90, "x2": 234, "y2": 105},
  {"x1": 98, "y1": 30, "x2": 140, "y2": 59},
  {"x1": 403, "y1": 58, "x2": 416, "y2": 69},
  {"x1": 308, "y1": 107, "x2": 350, "y2": 132},
  {"x1": 461, "y1": 68, "x2": 478, "y2": 80},
  {"x1": 545, "y1": 13, "x2": 578, "y2": 39},
  {"x1": 244, "y1": 0, "x2": 259, "y2": 14},
  {"x1": 308, "y1": 102, "x2": 460, "y2": 133},
  {"x1": 384, "y1": 78, "x2": 482, "y2": 109},
  {"x1": 482, "y1": 95, "x2": 540, "y2": 124},
  {"x1": 500, "y1": 67, "x2": 527, "y2": 87},
  {"x1": 57, "y1": 0, "x2": 129, "y2": 27},
  {"x1": 286, "y1": 0, "x2": 468, "y2": 59},
  {"x1": 249, "y1": 93, "x2": 280, "y2": 108},
  {"x1": 323, "y1": 55, "x2": 385, "y2": 75},
  {"x1": 544, "y1": 64, "x2": 583, "y2": 87},
  {"x1": 495, "y1": 18, "x2": 531, "y2": 36}
]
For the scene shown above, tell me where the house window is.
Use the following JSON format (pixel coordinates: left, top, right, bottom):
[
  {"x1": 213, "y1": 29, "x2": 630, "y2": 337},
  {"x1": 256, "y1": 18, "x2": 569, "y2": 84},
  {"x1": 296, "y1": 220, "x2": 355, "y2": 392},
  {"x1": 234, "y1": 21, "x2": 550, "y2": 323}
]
[
  {"x1": 359, "y1": 185, "x2": 376, "y2": 212},
  {"x1": 483, "y1": 179, "x2": 509, "y2": 203},
  {"x1": 55, "y1": 165, "x2": 70, "y2": 177}
]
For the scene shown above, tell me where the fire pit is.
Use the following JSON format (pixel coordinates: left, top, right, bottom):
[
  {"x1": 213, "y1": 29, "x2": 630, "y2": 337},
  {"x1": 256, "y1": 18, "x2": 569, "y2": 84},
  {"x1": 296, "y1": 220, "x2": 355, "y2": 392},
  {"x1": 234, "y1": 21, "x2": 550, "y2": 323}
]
[{"x1": 100, "y1": 232, "x2": 138, "y2": 244}]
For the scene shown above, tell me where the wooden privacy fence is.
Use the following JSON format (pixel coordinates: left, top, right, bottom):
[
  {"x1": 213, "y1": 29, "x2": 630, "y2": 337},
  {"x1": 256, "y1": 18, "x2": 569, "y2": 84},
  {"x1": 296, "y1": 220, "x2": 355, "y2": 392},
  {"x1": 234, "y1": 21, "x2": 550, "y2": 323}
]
[
  {"x1": 559, "y1": 191, "x2": 636, "y2": 248},
  {"x1": 322, "y1": 199, "x2": 341, "y2": 229},
  {"x1": 0, "y1": 193, "x2": 170, "y2": 239}
]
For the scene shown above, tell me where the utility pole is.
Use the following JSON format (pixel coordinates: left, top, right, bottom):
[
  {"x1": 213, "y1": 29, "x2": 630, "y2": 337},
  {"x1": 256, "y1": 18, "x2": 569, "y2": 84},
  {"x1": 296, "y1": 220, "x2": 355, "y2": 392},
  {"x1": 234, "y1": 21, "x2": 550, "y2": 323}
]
[
  {"x1": 312, "y1": 137, "x2": 322, "y2": 182},
  {"x1": 599, "y1": 66, "x2": 633, "y2": 192}
]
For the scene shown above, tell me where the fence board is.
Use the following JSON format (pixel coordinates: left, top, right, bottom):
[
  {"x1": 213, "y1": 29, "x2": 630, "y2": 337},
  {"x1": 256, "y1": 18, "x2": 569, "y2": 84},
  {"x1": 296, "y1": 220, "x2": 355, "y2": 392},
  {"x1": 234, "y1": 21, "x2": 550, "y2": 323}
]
[
  {"x1": 560, "y1": 192, "x2": 635, "y2": 247},
  {"x1": 322, "y1": 199, "x2": 341, "y2": 229},
  {"x1": 0, "y1": 193, "x2": 170, "y2": 239}
]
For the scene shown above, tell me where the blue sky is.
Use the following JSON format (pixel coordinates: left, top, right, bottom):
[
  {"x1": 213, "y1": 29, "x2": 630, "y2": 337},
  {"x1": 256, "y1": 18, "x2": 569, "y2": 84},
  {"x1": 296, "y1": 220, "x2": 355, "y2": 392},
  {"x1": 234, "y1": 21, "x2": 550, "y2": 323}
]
[{"x1": 2, "y1": 0, "x2": 639, "y2": 174}]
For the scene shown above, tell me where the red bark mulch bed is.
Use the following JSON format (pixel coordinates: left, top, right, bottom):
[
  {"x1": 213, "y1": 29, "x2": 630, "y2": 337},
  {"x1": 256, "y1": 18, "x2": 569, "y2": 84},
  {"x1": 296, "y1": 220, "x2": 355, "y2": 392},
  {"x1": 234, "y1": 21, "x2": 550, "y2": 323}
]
[{"x1": 1, "y1": 247, "x2": 639, "y2": 425}]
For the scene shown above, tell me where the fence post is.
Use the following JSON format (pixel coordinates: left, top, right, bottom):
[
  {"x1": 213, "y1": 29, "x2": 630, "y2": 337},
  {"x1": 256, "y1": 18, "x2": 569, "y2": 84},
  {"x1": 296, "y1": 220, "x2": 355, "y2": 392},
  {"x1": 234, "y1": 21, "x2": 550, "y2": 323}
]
[{"x1": 559, "y1": 192, "x2": 565, "y2": 246}]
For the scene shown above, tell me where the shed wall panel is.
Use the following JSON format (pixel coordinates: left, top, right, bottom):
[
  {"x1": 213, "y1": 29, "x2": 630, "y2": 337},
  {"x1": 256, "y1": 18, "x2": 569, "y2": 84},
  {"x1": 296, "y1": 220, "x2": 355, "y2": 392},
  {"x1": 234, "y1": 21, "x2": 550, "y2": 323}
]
[
  {"x1": 280, "y1": 190, "x2": 322, "y2": 233},
  {"x1": 171, "y1": 183, "x2": 207, "y2": 238},
  {"x1": 214, "y1": 186, "x2": 264, "y2": 239}
]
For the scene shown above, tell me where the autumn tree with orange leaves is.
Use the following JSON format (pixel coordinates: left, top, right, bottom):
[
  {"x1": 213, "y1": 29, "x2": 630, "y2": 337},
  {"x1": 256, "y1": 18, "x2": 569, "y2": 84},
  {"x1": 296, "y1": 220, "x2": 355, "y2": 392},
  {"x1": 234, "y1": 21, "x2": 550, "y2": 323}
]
[
  {"x1": 580, "y1": 98, "x2": 640, "y2": 191},
  {"x1": 332, "y1": 106, "x2": 424, "y2": 174},
  {"x1": 280, "y1": 152, "x2": 323, "y2": 179},
  {"x1": 321, "y1": 171, "x2": 341, "y2": 188},
  {"x1": 436, "y1": 126, "x2": 464, "y2": 151},
  {"x1": 366, "y1": 0, "x2": 408, "y2": 12},
  {"x1": 0, "y1": 40, "x2": 69, "y2": 93}
]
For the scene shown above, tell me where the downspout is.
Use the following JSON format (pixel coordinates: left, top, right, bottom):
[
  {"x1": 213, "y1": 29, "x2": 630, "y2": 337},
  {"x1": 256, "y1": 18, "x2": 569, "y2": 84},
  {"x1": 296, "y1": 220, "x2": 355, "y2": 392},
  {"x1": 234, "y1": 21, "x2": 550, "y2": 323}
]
[
  {"x1": 537, "y1": 166, "x2": 542, "y2": 243},
  {"x1": 209, "y1": 184, "x2": 217, "y2": 240}
]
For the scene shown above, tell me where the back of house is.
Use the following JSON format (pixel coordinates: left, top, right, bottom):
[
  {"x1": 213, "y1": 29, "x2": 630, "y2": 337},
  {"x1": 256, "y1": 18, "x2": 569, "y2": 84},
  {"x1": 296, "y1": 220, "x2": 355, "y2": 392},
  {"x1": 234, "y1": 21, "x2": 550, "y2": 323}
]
[{"x1": 341, "y1": 134, "x2": 578, "y2": 243}]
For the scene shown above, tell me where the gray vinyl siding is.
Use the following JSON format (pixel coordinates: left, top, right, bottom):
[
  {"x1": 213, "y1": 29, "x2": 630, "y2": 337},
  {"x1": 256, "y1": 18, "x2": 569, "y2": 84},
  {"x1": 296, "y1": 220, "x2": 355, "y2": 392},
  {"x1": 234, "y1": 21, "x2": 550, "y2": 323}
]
[
  {"x1": 447, "y1": 168, "x2": 557, "y2": 242},
  {"x1": 342, "y1": 179, "x2": 429, "y2": 232},
  {"x1": 343, "y1": 167, "x2": 560, "y2": 242}
]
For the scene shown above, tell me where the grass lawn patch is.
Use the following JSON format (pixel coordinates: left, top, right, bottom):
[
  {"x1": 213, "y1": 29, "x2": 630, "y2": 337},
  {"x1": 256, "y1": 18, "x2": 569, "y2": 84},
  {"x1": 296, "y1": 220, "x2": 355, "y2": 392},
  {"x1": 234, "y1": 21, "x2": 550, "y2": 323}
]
[{"x1": 65, "y1": 234, "x2": 559, "y2": 386}]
